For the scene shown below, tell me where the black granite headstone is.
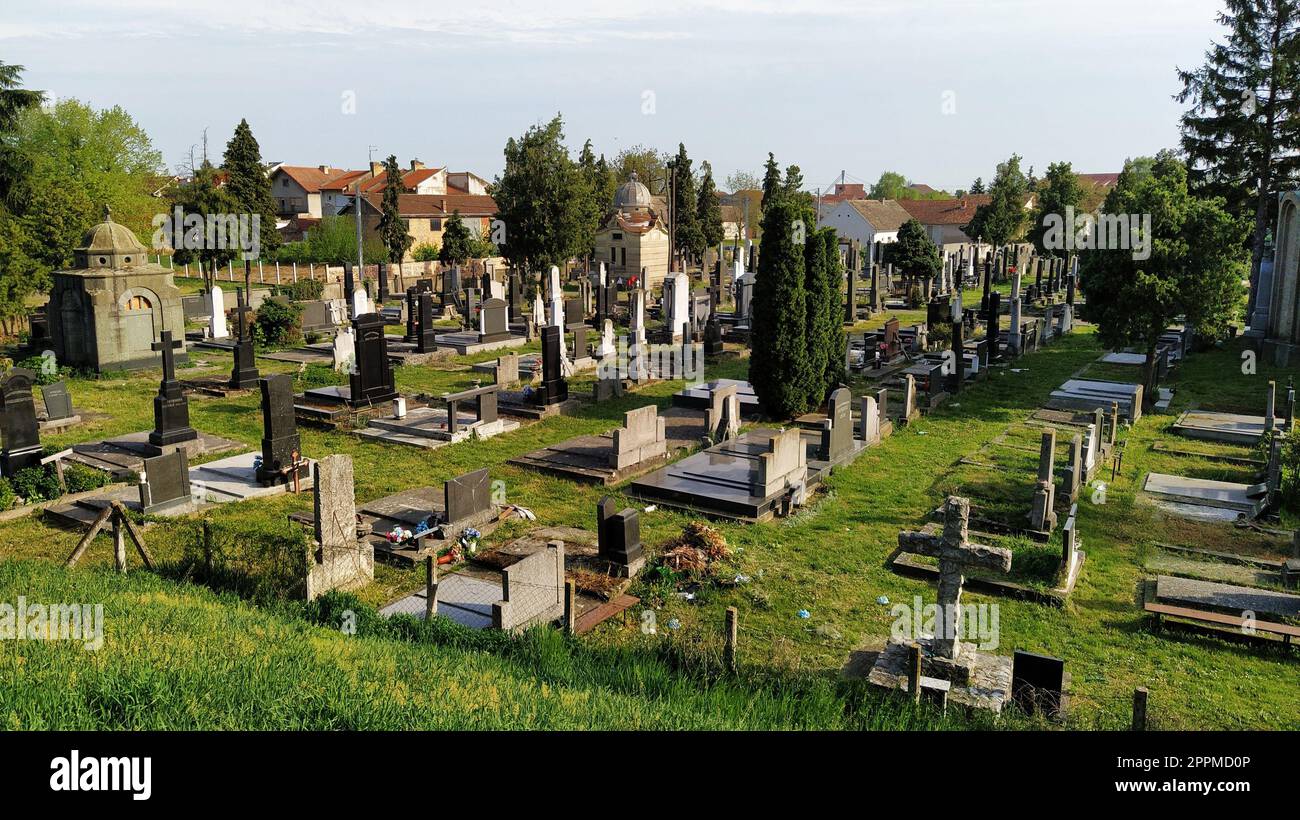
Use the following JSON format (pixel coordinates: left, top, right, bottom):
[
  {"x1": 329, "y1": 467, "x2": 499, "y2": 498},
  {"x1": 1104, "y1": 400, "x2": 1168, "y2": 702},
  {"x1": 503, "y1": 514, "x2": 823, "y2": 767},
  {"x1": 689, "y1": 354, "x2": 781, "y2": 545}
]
[
  {"x1": 597, "y1": 496, "x2": 643, "y2": 567},
  {"x1": 0, "y1": 368, "x2": 42, "y2": 477},
  {"x1": 704, "y1": 316, "x2": 724, "y2": 356},
  {"x1": 478, "y1": 298, "x2": 511, "y2": 343},
  {"x1": 348, "y1": 313, "x2": 398, "y2": 408},
  {"x1": 415, "y1": 291, "x2": 438, "y2": 353},
  {"x1": 41, "y1": 380, "x2": 74, "y2": 421},
  {"x1": 404, "y1": 288, "x2": 418, "y2": 342},
  {"x1": 534, "y1": 325, "x2": 568, "y2": 406},
  {"x1": 149, "y1": 331, "x2": 198, "y2": 447},
  {"x1": 139, "y1": 449, "x2": 191, "y2": 514},
  {"x1": 343, "y1": 262, "x2": 356, "y2": 312},
  {"x1": 229, "y1": 288, "x2": 259, "y2": 389},
  {"x1": 257, "y1": 374, "x2": 304, "y2": 485},
  {"x1": 377, "y1": 262, "x2": 389, "y2": 303},
  {"x1": 444, "y1": 467, "x2": 490, "y2": 524},
  {"x1": 1011, "y1": 650, "x2": 1066, "y2": 718}
]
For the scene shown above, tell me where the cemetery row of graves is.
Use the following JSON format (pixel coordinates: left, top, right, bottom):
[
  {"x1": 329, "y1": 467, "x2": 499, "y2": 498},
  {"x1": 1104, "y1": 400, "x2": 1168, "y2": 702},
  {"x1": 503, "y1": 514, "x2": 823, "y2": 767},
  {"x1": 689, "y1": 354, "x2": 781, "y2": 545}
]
[{"x1": 1, "y1": 232, "x2": 1297, "y2": 730}]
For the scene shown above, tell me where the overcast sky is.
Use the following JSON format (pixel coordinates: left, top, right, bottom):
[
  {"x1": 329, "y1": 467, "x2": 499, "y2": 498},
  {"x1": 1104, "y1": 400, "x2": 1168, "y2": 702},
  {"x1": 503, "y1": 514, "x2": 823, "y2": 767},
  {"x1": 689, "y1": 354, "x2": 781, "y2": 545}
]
[{"x1": 3, "y1": 0, "x2": 1226, "y2": 192}]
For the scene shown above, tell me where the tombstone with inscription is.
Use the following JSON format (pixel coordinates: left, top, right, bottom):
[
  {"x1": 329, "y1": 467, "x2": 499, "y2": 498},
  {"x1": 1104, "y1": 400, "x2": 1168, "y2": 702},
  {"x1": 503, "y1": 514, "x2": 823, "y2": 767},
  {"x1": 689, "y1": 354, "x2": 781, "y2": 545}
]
[
  {"x1": 306, "y1": 454, "x2": 373, "y2": 600},
  {"x1": 138, "y1": 449, "x2": 192, "y2": 514},
  {"x1": 257, "y1": 374, "x2": 306, "y2": 485},
  {"x1": 478, "y1": 298, "x2": 512, "y2": 344},
  {"x1": 348, "y1": 313, "x2": 398, "y2": 407},
  {"x1": 0, "y1": 368, "x2": 43, "y2": 477},
  {"x1": 149, "y1": 331, "x2": 198, "y2": 449},
  {"x1": 41, "y1": 380, "x2": 75, "y2": 422},
  {"x1": 533, "y1": 325, "x2": 569, "y2": 406},
  {"x1": 597, "y1": 496, "x2": 645, "y2": 577},
  {"x1": 229, "y1": 288, "x2": 259, "y2": 389}
]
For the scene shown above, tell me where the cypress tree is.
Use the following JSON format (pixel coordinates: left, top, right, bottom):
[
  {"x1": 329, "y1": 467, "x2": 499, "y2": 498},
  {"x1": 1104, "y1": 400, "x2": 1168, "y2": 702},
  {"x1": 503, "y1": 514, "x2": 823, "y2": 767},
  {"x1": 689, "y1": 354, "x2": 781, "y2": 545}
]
[
  {"x1": 819, "y1": 228, "x2": 845, "y2": 396},
  {"x1": 222, "y1": 118, "x2": 279, "y2": 257},
  {"x1": 669, "y1": 143, "x2": 703, "y2": 263},
  {"x1": 697, "y1": 160, "x2": 724, "y2": 251},
  {"x1": 760, "y1": 152, "x2": 781, "y2": 212},
  {"x1": 750, "y1": 199, "x2": 812, "y2": 419},
  {"x1": 802, "y1": 226, "x2": 832, "y2": 406},
  {"x1": 377, "y1": 155, "x2": 412, "y2": 263}
]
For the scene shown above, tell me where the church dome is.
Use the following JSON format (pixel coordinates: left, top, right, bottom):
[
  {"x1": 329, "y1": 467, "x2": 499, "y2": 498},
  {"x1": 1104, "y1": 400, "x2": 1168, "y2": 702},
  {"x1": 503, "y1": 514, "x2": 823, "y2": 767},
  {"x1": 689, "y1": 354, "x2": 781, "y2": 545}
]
[
  {"x1": 613, "y1": 172, "x2": 653, "y2": 210},
  {"x1": 74, "y1": 207, "x2": 149, "y2": 270}
]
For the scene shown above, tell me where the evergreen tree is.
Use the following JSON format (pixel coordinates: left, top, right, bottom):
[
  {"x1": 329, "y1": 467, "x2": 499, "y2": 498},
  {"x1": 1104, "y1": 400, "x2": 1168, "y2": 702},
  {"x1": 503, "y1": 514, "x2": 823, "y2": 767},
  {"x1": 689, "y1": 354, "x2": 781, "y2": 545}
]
[
  {"x1": 964, "y1": 154, "x2": 1028, "y2": 247},
  {"x1": 1027, "y1": 161, "x2": 1084, "y2": 258},
  {"x1": 888, "y1": 218, "x2": 942, "y2": 284},
  {"x1": 492, "y1": 114, "x2": 589, "y2": 272},
  {"x1": 222, "y1": 118, "x2": 279, "y2": 257},
  {"x1": 0, "y1": 62, "x2": 42, "y2": 206},
  {"x1": 760, "y1": 152, "x2": 781, "y2": 211},
  {"x1": 439, "y1": 211, "x2": 475, "y2": 265},
  {"x1": 1176, "y1": 0, "x2": 1300, "y2": 318},
  {"x1": 750, "y1": 199, "x2": 812, "y2": 418},
  {"x1": 697, "y1": 160, "x2": 724, "y2": 251},
  {"x1": 969, "y1": 177, "x2": 985, "y2": 194},
  {"x1": 803, "y1": 227, "x2": 843, "y2": 405},
  {"x1": 669, "y1": 143, "x2": 703, "y2": 263},
  {"x1": 377, "y1": 154, "x2": 412, "y2": 263},
  {"x1": 576, "y1": 139, "x2": 615, "y2": 258},
  {"x1": 171, "y1": 161, "x2": 241, "y2": 279},
  {"x1": 1079, "y1": 152, "x2": 1247, "y2": 397}
]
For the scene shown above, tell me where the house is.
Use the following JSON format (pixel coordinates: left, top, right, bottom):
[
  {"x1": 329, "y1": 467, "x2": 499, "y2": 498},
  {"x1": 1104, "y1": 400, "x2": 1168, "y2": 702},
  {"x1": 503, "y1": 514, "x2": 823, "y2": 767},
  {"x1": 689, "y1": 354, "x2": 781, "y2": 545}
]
[
  {"x1": 816, "y1": 199, "x2": 912, "y2": 254},
  {"x1": 820, "y1": 182, "x2": 868, "y2": 205},
  {"x1": 337, "y1": 192, "x2": 498, "y2": 261},
  {"x1": 897, "y1": 195, "x2": 993, "y2": 252},
  {"x1": 720, "y1": 204, "x2": 745, "y2": 241},
  {"x1": 593, "y1": 173, "x2": 670, "y2": 290},
  {"x1": 268, "y1": 165, "x2": 365, "y2": 219}
]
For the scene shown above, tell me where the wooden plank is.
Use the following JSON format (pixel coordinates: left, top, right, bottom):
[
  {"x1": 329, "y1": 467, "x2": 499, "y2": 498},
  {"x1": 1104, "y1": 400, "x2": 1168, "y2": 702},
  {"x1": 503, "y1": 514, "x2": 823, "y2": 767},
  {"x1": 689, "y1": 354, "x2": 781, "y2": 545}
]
[
  {"x1": 63, "y1": 506, "x2": 113, "y2": 568},
  {"x1": 1144, "y1": 601, "x2": 1300, "y2": 638},
  {"x1": 575, "y1": 594, "x2": 639, "y2": 635},
  {"x1": 113, "y1": 501, "x2": 155, "y2": 570}
]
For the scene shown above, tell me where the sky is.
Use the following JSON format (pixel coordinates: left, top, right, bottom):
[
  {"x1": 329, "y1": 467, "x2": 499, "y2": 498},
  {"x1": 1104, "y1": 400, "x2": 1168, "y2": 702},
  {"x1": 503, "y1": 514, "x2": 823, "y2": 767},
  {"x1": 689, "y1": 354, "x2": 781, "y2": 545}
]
[{"x1": 2, "y1": 0, "x2": 1228, "y2": 193}]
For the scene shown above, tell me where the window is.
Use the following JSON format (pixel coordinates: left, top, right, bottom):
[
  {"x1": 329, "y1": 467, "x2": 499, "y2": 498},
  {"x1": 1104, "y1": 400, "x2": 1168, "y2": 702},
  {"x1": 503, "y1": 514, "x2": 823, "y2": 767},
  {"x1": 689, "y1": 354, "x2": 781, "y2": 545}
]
[
  {"x1": 125, "y1": 295, "x2": 152, "y2": 311},
  {"x1": 612, "y1": 232, "x2": 623, "y2": 240},
  {"x1": 610, "y1": 248, "x2": 616, "y2": 263},
  {"x1": 281, "y1": 178, "x2": 288, "y2": 187},
  {"x1": 429, "y1": 219, "x2": 441, "y2": 231}
]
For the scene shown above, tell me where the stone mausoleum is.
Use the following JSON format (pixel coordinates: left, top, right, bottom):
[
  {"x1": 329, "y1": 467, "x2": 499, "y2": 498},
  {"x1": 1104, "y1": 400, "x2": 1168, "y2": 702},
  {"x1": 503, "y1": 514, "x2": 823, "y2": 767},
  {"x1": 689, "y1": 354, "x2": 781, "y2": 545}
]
[
  {"x1": 47, "y1": 208, "x2": 188, "y2": 372},
  {"x1": 593, "y1": 172, "x2": 670, "y2": 292}
]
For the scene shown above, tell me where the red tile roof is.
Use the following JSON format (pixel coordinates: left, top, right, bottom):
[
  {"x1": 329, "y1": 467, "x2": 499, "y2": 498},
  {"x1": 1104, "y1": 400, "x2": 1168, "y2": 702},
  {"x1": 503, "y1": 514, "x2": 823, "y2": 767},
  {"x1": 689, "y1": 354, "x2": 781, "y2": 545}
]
[
  {"x1": 897, "y1": 195, "x2": 991, "y2": 226},
  {"x1": 355, "y1": 192, "x2": 498, "y2": 218},
  {"x1": 274, "y1": 166, "x2": 365, "y2": 194}
]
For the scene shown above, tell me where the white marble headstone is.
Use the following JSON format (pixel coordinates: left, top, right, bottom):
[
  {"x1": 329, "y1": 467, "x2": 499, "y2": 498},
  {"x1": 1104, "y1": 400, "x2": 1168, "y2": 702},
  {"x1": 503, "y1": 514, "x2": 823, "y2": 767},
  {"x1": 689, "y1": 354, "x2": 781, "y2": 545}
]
[{"x1": 209, "y1": 285, "x2": 228, "y2": 339}]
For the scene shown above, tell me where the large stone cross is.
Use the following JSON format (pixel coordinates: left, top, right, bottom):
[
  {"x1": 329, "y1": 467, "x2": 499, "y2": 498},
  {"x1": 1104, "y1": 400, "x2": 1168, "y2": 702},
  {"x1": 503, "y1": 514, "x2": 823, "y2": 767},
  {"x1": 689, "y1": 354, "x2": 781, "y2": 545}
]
[
  {"x1": 152, "y1": 331, "x2": 183, "y2": 383},
  {"x1": 898, "y1": 495, "x2": 1012, "y2": 659},
  {"x1": 232, "y1": 287, "x2": 252, "y2": 341}
]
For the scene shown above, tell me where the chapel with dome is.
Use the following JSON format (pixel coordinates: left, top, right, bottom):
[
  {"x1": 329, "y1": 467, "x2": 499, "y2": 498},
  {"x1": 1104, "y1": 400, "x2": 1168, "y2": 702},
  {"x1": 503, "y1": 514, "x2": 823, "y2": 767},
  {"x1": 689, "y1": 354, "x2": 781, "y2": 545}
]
[
  {"x1": 46, "y1": 207, "x2": 188, "y2": 372},
  {"x1": 593, "y1": 172, "x2": 670, "y2": 290}
]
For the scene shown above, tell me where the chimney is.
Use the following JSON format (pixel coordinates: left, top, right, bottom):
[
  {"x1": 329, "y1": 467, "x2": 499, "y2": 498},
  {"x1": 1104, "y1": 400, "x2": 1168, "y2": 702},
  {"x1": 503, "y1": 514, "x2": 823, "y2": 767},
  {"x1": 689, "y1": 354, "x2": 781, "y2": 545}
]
[
  {"x1": 370, "y1": 161, "x2": 383, "y2": 177},
  {"x1": 318, "y1": 165, "x2": 331, "y2": 174},
  {"x1": 410, "y1": 159, "x2": 425, "y2": 171}
]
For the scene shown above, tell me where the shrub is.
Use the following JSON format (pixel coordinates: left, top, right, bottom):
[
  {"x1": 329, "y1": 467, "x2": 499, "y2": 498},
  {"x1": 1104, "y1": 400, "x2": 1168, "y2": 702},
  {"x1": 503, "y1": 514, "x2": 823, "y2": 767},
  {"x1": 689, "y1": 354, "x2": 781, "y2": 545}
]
[
  {"x1": 252, "y1": 299, "x2": 302, "y2": 349},
  {"x1": 14, "y1": 354, "x2": 64, "y2": 385},
  {"x1": 63, "y1": 463, "x2": 112, "y2": 495},
  {"x1": 0, "y1": 477, "x2": 15, "y2": 510},
  {"x1": 412, "y1": 242, "x2": 440, "y2": 262},
  {"x1": 274, "y1": 278, "x2": 324, "y2": 301},
  {"x1": 11, "y1": 465, "x2": 61, "y2": 504}
]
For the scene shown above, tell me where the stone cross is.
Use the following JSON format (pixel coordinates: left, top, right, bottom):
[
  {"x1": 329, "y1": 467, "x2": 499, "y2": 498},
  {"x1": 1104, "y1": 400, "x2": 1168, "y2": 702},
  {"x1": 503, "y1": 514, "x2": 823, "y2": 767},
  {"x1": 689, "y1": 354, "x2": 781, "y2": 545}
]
[
  {"x1": 232, "y1": 288, "x2": 252, "y2": 341},
  {"x1": 899, "y1": 496, "x2": 1012, "y2": 659}
]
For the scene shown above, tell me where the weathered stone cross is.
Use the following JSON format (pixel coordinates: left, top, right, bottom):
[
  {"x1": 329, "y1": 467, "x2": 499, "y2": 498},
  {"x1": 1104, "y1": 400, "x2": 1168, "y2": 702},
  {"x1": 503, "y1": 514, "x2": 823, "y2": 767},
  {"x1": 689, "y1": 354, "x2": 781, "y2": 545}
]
[
  {"x1": 898, "y1": 495, "x2": 1012, "y2": 659},
  {"x1": 232, "y1": 287, "x2": 252, "y2": 341}
]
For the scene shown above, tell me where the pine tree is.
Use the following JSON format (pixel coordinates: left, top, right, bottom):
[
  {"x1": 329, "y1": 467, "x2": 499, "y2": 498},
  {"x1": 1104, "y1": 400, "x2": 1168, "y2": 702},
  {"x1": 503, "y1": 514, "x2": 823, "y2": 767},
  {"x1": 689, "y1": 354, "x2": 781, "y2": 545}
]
[
  {"x1": 669, "y1": 143, "x2": 703, "y2": 263},
  {"x1": 802, "y1": 227, "x2": 843, "y2": 406},
  {"x1": 439, "y1": 211, "x2": 474, "y2": 265},
  {"x1": 0, "y1": 62, "x2": 42, "y2": 205},
  {"x1": 576, "y1": 139, "x2": 615, "y2": 258},
  {"x1": 969, "y1": 177, "x2": 985, "y2": 194},
  {"x1": 1027, "y1": 161, "x2": 1084, "y2": 258},
  {"x1": 1176, "y1": 0, "x2": 1300, "y2": 318},
  {"x1": 377, "y1": 154, "x2": 412, "y2": 263},
  {"x1": 222, "y1": 118, "x2": 279, "y2": 257},
  {"x1": 819, "y1": 228, "x2": 845, "y2": 395},
  {"x1": 697, "y1": 160, "x2": 724, "y2": 251},
  {"x1": 964, "y1": 154, "x2": 1028, "y2": 247},
  {"x1": 889, "y1": 219, "x2": 942, "y2": 283},
  {"x1": 750, "y1": 199, "x2": 812, "y2": 419},
  {"x1": 492, "y1": 114, "x2": 589, "y2": 272},
  {"x1": 760, "y1": 152, "x2": 781, "y2": 211}
]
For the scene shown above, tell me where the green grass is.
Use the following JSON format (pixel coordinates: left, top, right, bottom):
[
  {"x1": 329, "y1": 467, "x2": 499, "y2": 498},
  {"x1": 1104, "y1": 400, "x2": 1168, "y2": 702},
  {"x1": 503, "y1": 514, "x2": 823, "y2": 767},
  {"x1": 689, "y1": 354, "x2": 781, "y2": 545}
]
[{"x1": 2, "y1": 309, "x2": 1299, "y2": 730}]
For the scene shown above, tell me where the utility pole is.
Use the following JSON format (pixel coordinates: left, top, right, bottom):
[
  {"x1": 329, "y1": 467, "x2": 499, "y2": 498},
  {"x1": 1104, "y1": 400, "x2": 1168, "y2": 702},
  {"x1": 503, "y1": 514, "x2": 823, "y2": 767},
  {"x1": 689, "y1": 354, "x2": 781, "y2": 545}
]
[{"x1": 357, "y1": 146, "x2": 377, "y2": 272}]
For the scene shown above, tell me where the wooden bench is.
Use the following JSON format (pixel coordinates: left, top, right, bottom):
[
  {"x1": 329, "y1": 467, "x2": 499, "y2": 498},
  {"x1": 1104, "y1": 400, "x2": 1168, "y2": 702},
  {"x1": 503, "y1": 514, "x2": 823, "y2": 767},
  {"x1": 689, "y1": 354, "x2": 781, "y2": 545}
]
[{"x1": 1144, "y1": 601, "x2": 1299, "y2": 646}]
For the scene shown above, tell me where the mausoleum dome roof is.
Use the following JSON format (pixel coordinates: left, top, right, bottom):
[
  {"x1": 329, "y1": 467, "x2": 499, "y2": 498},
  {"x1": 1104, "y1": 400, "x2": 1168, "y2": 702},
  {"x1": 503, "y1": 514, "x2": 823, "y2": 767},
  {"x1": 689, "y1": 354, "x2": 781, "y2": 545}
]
[
  {"x1": 614, "y1": 173, "x2": 653, "y2": 210},
  {"x1": 78, "y1": 207, "x2": 148, "y2": 255}
]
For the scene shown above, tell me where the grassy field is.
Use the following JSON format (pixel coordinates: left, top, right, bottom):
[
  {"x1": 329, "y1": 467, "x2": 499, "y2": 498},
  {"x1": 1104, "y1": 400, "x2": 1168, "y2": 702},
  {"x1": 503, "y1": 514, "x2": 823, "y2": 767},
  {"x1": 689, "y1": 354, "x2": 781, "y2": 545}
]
[{"x1": 1, "y1": 291, "x2": 1297, "y2": 730}]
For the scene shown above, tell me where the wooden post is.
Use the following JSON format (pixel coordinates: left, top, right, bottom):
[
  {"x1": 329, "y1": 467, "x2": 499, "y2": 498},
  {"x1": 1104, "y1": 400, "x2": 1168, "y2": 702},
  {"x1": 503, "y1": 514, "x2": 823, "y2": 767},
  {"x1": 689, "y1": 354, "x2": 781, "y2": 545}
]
[
  {"x1": 202, "y1": 519, "x2": 213, "y2": 575},
  {"x1": 564, "y1": 579, "x2": 576, "y2": 634},
  {"x1": 112, "y1": 502, "x2": 155, "y2": 569},
  {"x1": 724, "y1": 606, "x2": 738, "y2": 673},
  {"x1": 64, "y1": 506, "x2": 113, "y2": 568},
  {"x1": 1132, "y1": 687, "x2": 1148, "y2": 731},
  {"x1": 908, "y1": 642, "x2": 923, "y2": 705},
  {"x1": 112, "y1": 516, "x2": 126, "y2": 572},
  {"x1": 424, "y1": 556, "x2": 437, "y2": 620}
]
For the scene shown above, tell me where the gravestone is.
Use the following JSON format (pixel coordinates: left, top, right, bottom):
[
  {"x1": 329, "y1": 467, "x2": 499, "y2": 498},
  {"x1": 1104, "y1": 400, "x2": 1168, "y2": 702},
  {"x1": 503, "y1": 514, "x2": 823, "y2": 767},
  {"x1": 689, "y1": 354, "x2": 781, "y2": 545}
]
[
  {"x1": 703, "y1": 316, "x2": 724, "y2": 356},
  {"x1": 610, "y1": 405, "x2": 667, "y2": 470},
  {"x1": 492, "y1": 540, "x2": 565, "y2": 632},
  {"x1": 755, "y1": 428, "x2": 808, "y2": 498},
  {"x1": 331, "y1": 327, "x2": 355, "y2": 373},
  {"x1": 0, "y1": 368, "x2": 43, "y2": 477},
  {"x1": 534, "y1": 325, "x2": 568, "y2": 405},
  {"x1": 257, "y1": 374, "x2": 304, "y2": 485},
  {"x1": 897, "y1": 496, "x2": 1013, "y2": 661},
  {"x1": 307, "y1": 454, "x2": 373, "y2": 600},
  {"x1": 707, "y1": 381, "x2": 740, "y2": 441},
  {"x1": 139, "y1": 449, "x2": 192, "y2": 514},
  {"x1": 820, "y1": 387, "x2": 854, "y2": 462},
  {"x1": 229, "y1": 288, "x2": 259, "y2": 389},
  {"x1": 415, "y1": 291, "x2": 437, "y2": 353},
  {"x1": 445, "y1": 467, "x2": 491, "y2": 525},
  {"x1": 209, "y1": 285, "x2": 229, "y2": 339},
  {"x1": 1062, "y1": 432, "x2": 1083, "y2": 501},
  {"x1": 1011, "y1": 650, "x2": 1066, "y2": 719},
  {"x1": 343, "y1": 263, "x2": 356, "y2": 314},
  {"x1": 1030, "y1": 429, "x2": 1058, "y2": 532},
  {"x1": 149, "y1": 331, "x2": 198, "y2": 448},
  {"x1": 478, "y1": 297, "x2": 511, "y2": 343},
  {"x1": 348, "y1": 313, "x2": 398, "y2": 407},
  {"x1": 494, "y1": 352, "x2": 520, "y2": 387},
  {"x1": 860, "y1": 395, "x2": 880, "y2": 444},
  {"x1": 41, "y1": 380, "x2": 74, "y2": 421},
  {"x1": 597, "y1": 497, "x2": 644, "y2": 576}
]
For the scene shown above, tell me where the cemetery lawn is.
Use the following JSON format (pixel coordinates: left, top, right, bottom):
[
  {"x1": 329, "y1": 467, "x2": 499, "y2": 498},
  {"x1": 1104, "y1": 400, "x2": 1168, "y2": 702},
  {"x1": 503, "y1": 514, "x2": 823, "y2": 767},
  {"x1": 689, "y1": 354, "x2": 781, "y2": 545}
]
[{"x1": 1, "y1": 307, "x2": 1297, "y2": 729}]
